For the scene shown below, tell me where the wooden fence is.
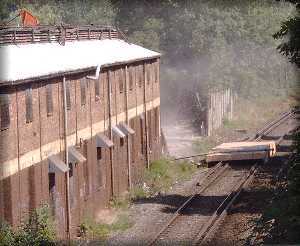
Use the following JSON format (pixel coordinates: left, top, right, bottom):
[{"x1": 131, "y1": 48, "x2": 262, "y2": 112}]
[{"x1": 206, "y1": 88, "x2": 234, "y2": 136}]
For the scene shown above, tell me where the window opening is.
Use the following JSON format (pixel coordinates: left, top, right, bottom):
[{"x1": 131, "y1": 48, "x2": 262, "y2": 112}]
[
  {"x1": 25, "y1": 86, "x2": 33, "y2": 123},
  {"x1": 130, "y1": 119, "x2": 135, "y2": 163},
  {"x1": 140, "y1": 117, "x2": 144, "y2": 154},
  {"x1": 66, "y1": 81, "x2": 71, "y2": 110},
  {"x1": 80, "y1": 79, "x2": 86, "y2": 106},
  {"x1": 95, "y1": 80, "x2": 100, "y2": 101},
  {"x1": 96, "y1": 147, "x2": 103, "y2": 187},
  {"x1": 120, "y1": 137, "x2": 124, "y2": 147},
  {"x1": 147, "y1": 63, "x2": 151, "y2": 85},
  {"x1": 119, "y1": 69, "x2": 124, "y2": 93},
  {"x1": 154, "y1": 63, "x2": 159, "y2": 83},
  {"x1": 97, "y1": 147, "x2": 102, "y2": 160},
  {"x1": 129, "y1": 66, "x2": 134, "y2": 90},
  {"x1": 46, "y1": 83, "x2": 53, "y2": 116},
  {"x1": 138, "y1": 65, "x2": 143, "y2": 88},
  {"x1": 48, "y1": 172, "x2": 56, "y2": 215},
  {"x1": 69, "y1": 163, "x2": 75, "y2": 207},
  {"x1": 0, "y1": 93, "x2": 10, "y2": 130}
]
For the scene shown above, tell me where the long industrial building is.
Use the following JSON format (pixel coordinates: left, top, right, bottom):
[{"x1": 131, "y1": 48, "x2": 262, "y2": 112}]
[{"x1": 0, "y1": 25, "x2": 161, "y2": 238}]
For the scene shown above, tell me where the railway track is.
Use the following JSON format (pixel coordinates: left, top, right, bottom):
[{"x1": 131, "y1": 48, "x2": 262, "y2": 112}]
[{"x1": 147, "y1": 109, "x2": 296, "y2": 246}]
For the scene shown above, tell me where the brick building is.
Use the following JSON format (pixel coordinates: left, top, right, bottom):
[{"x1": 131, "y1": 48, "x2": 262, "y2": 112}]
[{"x1": 0, "y1": 25, "x2": 161, "y2": 238}]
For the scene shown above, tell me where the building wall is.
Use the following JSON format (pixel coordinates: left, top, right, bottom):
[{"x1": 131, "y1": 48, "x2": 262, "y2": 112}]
[{"x1": 0, "y1": 58, "x2": 161, "y2": 238}]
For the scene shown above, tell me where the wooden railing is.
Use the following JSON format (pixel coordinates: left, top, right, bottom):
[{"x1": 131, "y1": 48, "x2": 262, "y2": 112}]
[{"x1": 0, "y1": 25, "x2": 121, "y2": 45}]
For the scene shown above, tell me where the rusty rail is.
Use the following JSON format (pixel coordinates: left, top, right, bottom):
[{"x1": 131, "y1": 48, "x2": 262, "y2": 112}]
[{"x1": 147, "y1": 109, "x2": 295, "y2": 245}]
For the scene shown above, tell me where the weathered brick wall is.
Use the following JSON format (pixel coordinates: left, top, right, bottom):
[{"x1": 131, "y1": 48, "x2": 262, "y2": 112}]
[{"x1": 0, "y1": 57, "x2": 161, "y2": 238}]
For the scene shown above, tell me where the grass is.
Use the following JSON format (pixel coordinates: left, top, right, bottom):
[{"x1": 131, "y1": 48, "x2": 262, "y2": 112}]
[
  {"x1": 139, "y1": 158, "x2": 197, "y2": 197},
  {"x1": 79, "y1": 213, "x2": 133, "y2": 241}
]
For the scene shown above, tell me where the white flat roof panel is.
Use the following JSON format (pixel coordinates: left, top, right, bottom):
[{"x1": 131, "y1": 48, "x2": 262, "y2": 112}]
[{"x1": 0, "y1": 39, "x2": 160, "y2": 82}]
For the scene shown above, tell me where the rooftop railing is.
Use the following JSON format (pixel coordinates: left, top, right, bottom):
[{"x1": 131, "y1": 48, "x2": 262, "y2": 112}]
[{"x1": 0, "y1": 25, "x2": 122, "y2": 45}]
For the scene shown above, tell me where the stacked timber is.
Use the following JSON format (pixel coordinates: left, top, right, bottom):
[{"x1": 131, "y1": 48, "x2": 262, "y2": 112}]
[{"x1": 206, "y1": 141, "x2": 276, "y2": 163}]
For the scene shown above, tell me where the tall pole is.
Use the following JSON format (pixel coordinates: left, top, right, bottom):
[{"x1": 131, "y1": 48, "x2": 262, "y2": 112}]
[
  {"x1": 143, "y1": 63, "x2": 150, "y2": 169},
  {"x1": 63, "y1": 76, "x2": 71, "y2": 241},
  {"x1": 125, "y1": 66, "x2": 132, "y2": 188},
  {"x1": 108, "y1": 71, "x2": 114, "y2": 197}
]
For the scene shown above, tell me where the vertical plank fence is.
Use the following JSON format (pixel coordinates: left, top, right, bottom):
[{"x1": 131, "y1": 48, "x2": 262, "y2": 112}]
[{"x1": 206, "y1": 88, "x2": 234, "y2": 136}]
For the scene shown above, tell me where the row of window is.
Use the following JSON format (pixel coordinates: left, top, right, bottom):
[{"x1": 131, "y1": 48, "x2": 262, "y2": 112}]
[{"x1": 0, "y1": 64, "x2": 159, "y2": 130}]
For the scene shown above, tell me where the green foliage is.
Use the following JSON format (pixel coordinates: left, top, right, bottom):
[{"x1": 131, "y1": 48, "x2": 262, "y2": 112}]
[
  {"x1": 0, "y1": 220, "x2": 15, "y2": 246},
  {"x1": 79, "y1": 213, "x2": 133, "y2": 240},
  {"x1": 109, "y1": 196, "x2": 130, "y2": 210},
  {"x1": 142, "y1": 158, "x2": 197, "y2": 195},
  {"x1": 79, "y1": 217, "x2": 110, "y2": 240},
  {"x1": 0, "y1": 205, "x2": 56, "y2": 246}
]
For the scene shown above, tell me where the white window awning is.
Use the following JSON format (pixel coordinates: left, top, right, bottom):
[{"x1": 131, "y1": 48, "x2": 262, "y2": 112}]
[
  {"x1": 68, "y1": 146, "x2": 86, "y2": 164},
  {"x1": 112, "y1": 125, "x2": 126, "y2": 138},
  {"x1": 96, "y1": 134, "x2": 114, "y2": 148},
  {"x1": 48, "y1": 155, "x2": 69, "y2": 173},
  {"x1": 119, "y1": 123, "x2": 135, "y2": 135}
]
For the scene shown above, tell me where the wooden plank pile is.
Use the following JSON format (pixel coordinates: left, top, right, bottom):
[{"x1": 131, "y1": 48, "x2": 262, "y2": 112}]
[{"x1": 206, "y1": 141, "x2": 276, "y2": 163}]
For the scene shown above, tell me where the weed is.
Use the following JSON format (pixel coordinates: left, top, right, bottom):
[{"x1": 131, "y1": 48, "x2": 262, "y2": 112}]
[
  {"x1": 79, "y1": 213, "x2": 133, "y2": 241},
  {"x1": 109, "y1": 196, "x2": 130, "y2": 210},
  {"x1": 140, "y1": 158, "x2": 197, "y2": 196}
]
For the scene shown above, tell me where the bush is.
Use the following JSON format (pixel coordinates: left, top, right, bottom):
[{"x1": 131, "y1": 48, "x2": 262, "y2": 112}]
[{"x1": 0, "y1": 205, "x2": 56, "y2": 246}]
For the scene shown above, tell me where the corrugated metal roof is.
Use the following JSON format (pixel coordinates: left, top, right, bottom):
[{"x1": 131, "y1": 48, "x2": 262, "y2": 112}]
[{"x1": 0, "y1": 39, "x2": 160, "y2": 84}]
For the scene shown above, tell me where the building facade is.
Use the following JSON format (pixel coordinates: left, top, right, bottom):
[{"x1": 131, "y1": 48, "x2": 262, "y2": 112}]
[{"x1": 0, "y1": 26, "x2": 161, "y2": 238}]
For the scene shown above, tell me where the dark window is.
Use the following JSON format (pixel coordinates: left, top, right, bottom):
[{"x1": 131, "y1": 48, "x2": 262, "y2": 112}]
[
  {"x1": 46, "y1": 84, "x2": 53, "y2": 116},
  {"x1": 95, "y1": 80, "x2": 100, "y2": 101},
  {"x1": 120, "y1": 137, "x2": 124, "y2": 147},
  {"x1": 48, "y1": 172, "x2": 56, "y2": 215},
  {"x1": 0, "y1": 93, "x2": 10, "y2": 130},
  {"x1": 129, "y1": 66, "x2": 134, "y2": 90},
  {"x1": 68, "y1": 163, "x2": 75, "y2": 207},
  {"x1": 25, "y1": 87, "x2": 33, "y2": 123},
  {"x1": 96, "y1": 147, "x2": 103, "y2": 188},
  {"x1": 97, "y1": 147, "x2": 102, "y2": 160},
  {"x1": 80, "y1": 79, "x2": 86, "y2": 106},
  {"x1": 66, "y1": 81, "x2": 71, "y2": 110},
  {"x1": 119, "y1": 69, "x2": 124, "y2": 93},
  {"x1": 49, "y1": 173, "x2": 55, "y2": 193},
  {"x1": 69, "y1": 163, "x2": 73, "y2": 177}
]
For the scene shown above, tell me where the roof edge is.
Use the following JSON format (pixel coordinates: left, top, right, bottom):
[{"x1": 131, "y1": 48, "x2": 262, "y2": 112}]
[{"x1": 0, "y1": 55, "x2": 161, "y2": 87}]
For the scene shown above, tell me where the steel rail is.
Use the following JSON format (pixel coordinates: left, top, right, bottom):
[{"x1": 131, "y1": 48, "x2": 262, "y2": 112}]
[
  {"x1": 146, "y1": 162, "x2": 229, "y2": 246},
  {"x1": 192, "y1": 110, "x2": 295, "y2": 245},
  {"x1": 147, "y1": 109, "x2": 294, "y2": 245},
  {"x1": 193, "y1": 165, "x2": 258, "y2": 245}
]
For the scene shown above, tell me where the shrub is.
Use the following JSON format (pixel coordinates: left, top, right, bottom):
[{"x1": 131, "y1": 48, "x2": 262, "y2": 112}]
[{"x1": 0, "y1": 205, "x2": 56, "y2": 246}]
